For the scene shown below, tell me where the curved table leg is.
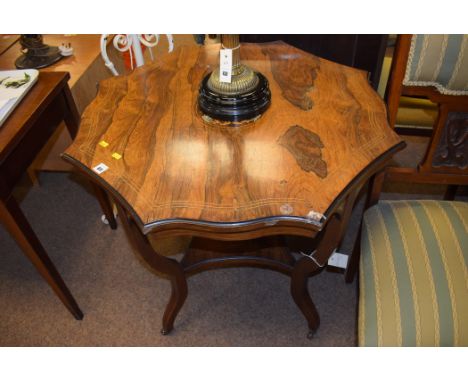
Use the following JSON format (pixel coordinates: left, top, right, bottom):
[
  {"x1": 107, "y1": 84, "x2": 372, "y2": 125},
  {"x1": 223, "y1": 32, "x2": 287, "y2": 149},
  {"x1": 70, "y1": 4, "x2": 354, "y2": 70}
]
[
  {"x1": 91, "y1": 182, "x2": 117, "y2": 230},
  {"x1": 161, "y1": 271, "x2": 188, "y2": 335},
  {"x1": 290, "y1": 257, "x2": 320, "y2": 338},
  {"x1": 290, "y1": 214, "x2": 344, "y2": 338},
  {"x1": 115, "y1": 203, "x2": 188, "y2": 335}
]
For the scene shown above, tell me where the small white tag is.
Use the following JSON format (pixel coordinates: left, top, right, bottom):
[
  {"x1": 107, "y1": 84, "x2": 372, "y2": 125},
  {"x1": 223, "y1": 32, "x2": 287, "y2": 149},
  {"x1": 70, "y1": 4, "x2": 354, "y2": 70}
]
[
  {"x1": 93, "y1": 163, "x2": 109, "y2": 174},
  {"x1": 219, "y1": 49, "x2": 232, "y2": 83},
  {"x1": 327, "y1": 251, "x2": 349, "y2": 269}
]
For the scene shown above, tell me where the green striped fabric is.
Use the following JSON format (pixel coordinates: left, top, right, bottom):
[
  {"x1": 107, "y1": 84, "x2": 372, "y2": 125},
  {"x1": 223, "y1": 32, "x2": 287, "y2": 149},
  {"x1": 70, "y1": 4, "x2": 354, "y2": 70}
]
[
  {"x1": 404, "y1": 35, "x2": 468, "y2": 95},
  {"x1": 359, "y1": 200, "x2": 468, "y2": 346}
]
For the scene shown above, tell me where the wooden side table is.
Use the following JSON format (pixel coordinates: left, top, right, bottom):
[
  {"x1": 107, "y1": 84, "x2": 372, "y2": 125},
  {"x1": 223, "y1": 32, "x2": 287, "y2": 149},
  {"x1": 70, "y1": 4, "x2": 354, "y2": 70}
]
[
  {"x1": 63, "y1": 42, "x2": 404, "y2": 336},
  {"x1": 0, "y1": 71, "x2": 82, "y2": 319}
]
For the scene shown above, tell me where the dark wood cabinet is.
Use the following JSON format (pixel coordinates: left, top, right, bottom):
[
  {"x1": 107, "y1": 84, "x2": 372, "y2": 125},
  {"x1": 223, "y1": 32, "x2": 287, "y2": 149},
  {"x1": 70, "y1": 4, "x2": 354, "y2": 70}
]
[{"x1": 240, "y1": 35, "x2": 388, "y2": 90}]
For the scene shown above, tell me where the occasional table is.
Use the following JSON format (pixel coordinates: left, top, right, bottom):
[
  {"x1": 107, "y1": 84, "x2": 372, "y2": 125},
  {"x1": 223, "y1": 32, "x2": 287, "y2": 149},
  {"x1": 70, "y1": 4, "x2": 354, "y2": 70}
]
[
  {"x1": 0, "y1": 71, "x2": 82, "y2": 319},
  {"x1": 63, "y1": 42, "x2": 404, "y2": 336}
]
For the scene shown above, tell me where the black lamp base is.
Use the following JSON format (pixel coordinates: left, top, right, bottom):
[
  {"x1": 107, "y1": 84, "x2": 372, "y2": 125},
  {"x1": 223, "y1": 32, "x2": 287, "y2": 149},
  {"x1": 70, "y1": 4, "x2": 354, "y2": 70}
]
[
  {"x1": 198, "y1": 72, "x2": 271, "y2": 123},
  {"x1": 15, "y1": 47, "x2": 63, "y2": 69}
]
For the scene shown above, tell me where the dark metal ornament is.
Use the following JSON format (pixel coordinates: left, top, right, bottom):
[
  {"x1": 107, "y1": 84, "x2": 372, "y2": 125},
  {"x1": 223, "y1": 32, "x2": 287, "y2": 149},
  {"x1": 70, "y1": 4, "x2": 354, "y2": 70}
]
[{"x1": 15, "y1": 35, "x2": 63, "y2": 70}]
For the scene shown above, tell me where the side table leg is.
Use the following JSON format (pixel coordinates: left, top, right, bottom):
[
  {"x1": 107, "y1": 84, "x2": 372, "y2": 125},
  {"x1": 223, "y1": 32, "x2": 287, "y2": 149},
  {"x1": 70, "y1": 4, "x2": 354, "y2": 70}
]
[
  {"x1": 0, "y1": 196, "x2": 83, "y2": 320},
  {"x1": 62, "y1": 86, "x2": 118, "y2": 230},
  {"x1": 61, "y1": 85, "x2": 80, "y2": 140},
  {"x1": 115, "y1": 202, "x2": 188, "y2": 335},
  {"x1": 91, "y1": 182, "x2": 117, "y2": 230},
  {"x1": 290, "y1": 257, "x2": 320, "y2": 338}
]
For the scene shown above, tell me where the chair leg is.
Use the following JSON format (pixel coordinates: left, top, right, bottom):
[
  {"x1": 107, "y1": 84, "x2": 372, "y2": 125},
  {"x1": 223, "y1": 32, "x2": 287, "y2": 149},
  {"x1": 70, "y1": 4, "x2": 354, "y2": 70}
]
[
  {"x1": 344, "y1": 225, "x2": 362, "y2": 283},
  {"x1": 366, "y1": 170, "x2": 386, "y2": 208},
  {"x1": 344, "y1": 170, "x2": 384, "y2": 283},
  {"x1": 444, "y1": 185, "x2": 458, "y2": 201}
]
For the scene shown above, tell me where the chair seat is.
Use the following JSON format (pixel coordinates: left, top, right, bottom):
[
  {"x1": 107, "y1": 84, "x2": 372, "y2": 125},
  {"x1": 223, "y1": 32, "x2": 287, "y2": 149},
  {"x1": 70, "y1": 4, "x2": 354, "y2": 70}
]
[
  {"x1": 396, "y1": 96, "x2": 438, "y2": 128},
  {"x1": 359, "y1": 200, "x2": 468, "y2": 346}
]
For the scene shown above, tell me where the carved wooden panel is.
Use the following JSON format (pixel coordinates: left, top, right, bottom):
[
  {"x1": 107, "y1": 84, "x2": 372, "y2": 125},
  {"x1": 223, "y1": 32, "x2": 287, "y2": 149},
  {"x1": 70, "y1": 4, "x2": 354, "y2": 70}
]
[
  {"x1": 63, "y1": 42, "x2": 402, "y2": 233},
  {"x1": 432, "y1": 112, "x2": 468, "y2": 169}
]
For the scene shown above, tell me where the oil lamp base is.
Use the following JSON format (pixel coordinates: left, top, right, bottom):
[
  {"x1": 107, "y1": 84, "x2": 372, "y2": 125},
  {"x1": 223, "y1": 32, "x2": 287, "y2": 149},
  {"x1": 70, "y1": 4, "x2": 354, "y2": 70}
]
[{"x1": 198, "y1": 71, "x2": 271, "y2": 123}]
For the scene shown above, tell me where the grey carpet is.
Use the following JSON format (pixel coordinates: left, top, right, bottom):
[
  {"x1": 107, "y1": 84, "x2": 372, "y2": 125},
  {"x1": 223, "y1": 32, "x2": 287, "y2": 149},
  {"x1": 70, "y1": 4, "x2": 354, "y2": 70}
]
[{"x1": 0, "y1": 136, "x2": 464, "y2": 346}]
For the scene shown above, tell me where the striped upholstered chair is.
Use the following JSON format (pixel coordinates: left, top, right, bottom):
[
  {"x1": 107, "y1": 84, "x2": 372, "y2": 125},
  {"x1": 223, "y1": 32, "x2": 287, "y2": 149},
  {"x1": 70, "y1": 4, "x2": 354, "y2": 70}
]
[
  {"x1": 357, "y1": 36, "x2": 468, "y2": 346},
  {"x1": 384, "y1": 35, "x2": 468, "y2": 199},
  {"x1": 358, "y1": 200, "x2": 468, "y2": 346}
]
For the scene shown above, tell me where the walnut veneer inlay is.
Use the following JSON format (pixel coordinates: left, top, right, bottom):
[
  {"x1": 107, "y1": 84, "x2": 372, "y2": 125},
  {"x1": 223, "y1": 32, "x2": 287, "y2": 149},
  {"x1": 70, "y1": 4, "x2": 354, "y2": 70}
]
[{"x1": 279, "y1": 125, "x2": 327, "y2": 178}]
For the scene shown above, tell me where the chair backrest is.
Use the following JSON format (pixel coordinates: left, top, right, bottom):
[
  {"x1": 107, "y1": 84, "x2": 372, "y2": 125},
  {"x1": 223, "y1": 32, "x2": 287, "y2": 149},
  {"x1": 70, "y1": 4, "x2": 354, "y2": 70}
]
[
  {"x1": 385, "y1": 34, "x2": 468, "y2": 128},
  {"x1": 403, "y1": 35, "x2": 468, "y2": 96},
  {"x1": 100, "y1": 34, "x2": 174, "y2": 76}
]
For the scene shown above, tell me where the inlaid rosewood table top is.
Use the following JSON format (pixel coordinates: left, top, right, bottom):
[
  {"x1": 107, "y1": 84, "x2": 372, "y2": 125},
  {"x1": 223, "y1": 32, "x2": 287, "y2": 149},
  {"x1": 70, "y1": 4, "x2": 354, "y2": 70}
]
[{"x1": 63, "y1": 42, "x2": 403, "y2": 235}]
